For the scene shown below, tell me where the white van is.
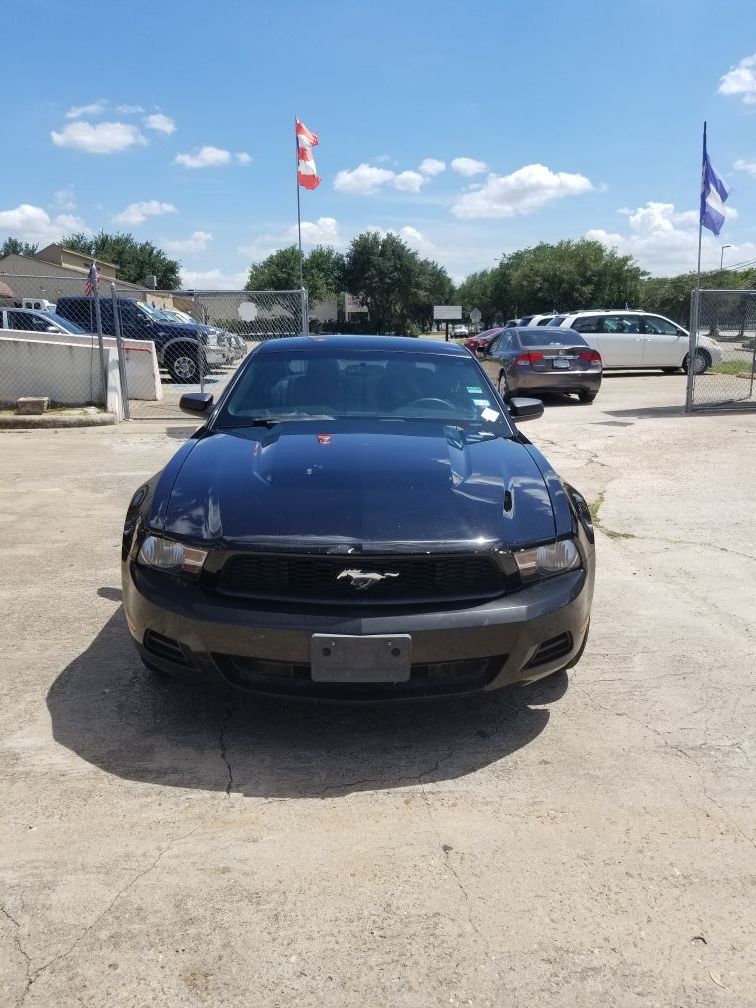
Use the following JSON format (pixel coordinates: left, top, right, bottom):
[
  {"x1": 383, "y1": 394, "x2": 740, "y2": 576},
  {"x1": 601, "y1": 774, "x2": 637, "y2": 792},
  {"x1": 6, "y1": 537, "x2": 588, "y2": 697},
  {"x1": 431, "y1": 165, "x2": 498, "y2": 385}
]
[{"x1": 553, "y1": 310, "x2": 722, "y2": 373}]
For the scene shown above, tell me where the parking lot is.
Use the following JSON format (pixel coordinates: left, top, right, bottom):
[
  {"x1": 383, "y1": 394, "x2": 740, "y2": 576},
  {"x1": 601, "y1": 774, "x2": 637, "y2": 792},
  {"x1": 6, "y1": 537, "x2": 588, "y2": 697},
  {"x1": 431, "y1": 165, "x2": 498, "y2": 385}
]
[{"x1": 1, "y1": 372, "x2": 754, "y2": 1007}]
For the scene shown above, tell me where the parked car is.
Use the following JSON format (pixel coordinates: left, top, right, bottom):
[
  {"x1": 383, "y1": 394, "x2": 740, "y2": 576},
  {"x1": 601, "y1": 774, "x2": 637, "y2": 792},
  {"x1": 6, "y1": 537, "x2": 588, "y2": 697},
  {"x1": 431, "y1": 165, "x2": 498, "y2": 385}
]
[
  {"x1": 477, "y1": 327, "x2": 602, "y2": 403},
  {"x1": 464, "y1": 327, "x2": 504, "y2": 352},
  {"x1": 122, "y1": 335, "x2": 595, "y2": 700},
  {"x1": 0, "y1": 307, "x2": 85, "y2": 336},
  {"x1": 552, "y1": 310, "x2": 722, "y2": 373},
  {"x1": 56, "y1": 296, "x2": 226, "y2": 383},
  {"x1": 527, "y1": 314, "x2": 559, "y2": 327},
  {"x1": 452, "y1": 324, "x2": 469, "y2": 337}
]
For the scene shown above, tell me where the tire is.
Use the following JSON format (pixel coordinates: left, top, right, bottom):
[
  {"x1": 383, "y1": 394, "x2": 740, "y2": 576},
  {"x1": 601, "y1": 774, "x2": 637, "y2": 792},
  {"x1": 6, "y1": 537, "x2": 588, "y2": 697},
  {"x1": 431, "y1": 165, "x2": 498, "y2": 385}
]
[
  {"x1": 578, "y1": 389, "x2": 597, "y2": 404},
  {"x1": 498, "y1": 374, "x2": 511, "y2": 401},
  {"x1": 166, "y1": 344, "x2": 201, "y2": 384},
  {"x1": 683, "y1": 349, "x2": 711, "y2": 376}
]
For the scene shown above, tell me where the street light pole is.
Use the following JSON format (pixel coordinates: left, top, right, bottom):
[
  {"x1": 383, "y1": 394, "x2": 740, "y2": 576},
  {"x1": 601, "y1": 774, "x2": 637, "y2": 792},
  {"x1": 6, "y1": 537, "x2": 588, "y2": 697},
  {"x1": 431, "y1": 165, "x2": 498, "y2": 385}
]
[{"x1": 720, "y1": 244, "x2": 732, "y2": 270}]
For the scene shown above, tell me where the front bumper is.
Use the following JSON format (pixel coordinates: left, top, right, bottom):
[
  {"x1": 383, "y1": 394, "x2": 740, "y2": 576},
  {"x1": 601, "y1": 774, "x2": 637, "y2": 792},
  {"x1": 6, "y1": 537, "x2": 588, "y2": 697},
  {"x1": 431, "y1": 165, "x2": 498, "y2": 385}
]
[{"x1": 123, "y1": 561, "x2": 593, "y2": 700}]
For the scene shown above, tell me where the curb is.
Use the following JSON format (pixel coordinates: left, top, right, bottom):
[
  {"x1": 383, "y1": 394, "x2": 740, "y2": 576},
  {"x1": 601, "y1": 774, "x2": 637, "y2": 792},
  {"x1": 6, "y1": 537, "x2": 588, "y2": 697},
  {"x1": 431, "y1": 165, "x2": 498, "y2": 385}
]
[{"x1": 0, "y1": 413, "x2": 118, "y2": 430}]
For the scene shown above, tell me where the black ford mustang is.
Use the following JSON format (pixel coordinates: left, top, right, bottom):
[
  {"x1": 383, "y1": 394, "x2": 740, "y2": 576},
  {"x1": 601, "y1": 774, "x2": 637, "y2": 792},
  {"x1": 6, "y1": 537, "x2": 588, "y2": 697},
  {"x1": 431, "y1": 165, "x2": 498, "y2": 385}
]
[{"x1": 122, "y1": 335, "x2": 595, "y2": 699}]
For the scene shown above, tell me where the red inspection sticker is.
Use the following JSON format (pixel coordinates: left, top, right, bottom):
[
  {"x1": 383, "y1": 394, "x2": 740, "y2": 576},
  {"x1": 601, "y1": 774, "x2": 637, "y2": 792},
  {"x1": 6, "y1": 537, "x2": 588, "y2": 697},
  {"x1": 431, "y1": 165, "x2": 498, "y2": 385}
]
[{"x1": 317, "y1": 433, "x2": 332, "y2": 445}]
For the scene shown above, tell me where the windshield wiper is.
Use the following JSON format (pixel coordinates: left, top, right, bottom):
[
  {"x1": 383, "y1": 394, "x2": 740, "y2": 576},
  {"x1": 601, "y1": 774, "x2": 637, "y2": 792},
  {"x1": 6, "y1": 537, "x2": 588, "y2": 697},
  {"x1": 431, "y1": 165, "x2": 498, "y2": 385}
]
[{"x1": 218, "y1": 417, "x2": 282, "y2": 428}]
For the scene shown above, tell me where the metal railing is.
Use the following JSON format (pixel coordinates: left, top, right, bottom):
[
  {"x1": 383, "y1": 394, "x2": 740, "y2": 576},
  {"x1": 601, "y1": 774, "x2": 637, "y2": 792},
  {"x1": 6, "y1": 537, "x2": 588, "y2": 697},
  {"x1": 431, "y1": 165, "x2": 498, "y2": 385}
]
[{"x1": 686, "y1": 289, "x2": 756, "y2": 411}]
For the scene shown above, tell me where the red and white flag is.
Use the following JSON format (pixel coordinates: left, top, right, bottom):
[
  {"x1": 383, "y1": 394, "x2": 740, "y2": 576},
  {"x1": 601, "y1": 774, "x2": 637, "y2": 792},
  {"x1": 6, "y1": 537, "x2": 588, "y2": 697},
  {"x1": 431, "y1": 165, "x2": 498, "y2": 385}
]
[{"x1": 296, "y1": 118, "x2": 320, "y2": 190}]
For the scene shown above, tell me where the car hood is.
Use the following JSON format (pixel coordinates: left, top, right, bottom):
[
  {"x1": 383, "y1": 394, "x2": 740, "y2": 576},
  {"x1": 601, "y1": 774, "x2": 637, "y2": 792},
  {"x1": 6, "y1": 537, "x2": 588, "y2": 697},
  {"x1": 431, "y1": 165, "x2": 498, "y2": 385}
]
[{"x1": 160, "y1": 420, "x2": 557, "y2": 550}]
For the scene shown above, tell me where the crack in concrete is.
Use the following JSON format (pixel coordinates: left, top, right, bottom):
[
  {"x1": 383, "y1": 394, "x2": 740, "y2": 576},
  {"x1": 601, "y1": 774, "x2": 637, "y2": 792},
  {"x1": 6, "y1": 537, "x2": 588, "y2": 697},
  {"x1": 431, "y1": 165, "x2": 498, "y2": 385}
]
[
  {"x1": 1, "y1": 905, "x2": 32, "y2": 1006},
  {"x1": 219, "y1": 702, "x2": 234, "y2": 797},
  {"x1": 17, "y1": 825, "x2": 201, "y2": 1005}
]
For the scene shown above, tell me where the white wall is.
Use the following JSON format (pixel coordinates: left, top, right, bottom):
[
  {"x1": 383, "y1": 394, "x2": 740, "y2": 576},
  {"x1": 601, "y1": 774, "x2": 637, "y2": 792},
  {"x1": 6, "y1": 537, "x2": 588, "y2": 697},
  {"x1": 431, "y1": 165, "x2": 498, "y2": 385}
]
[
  {"x1": 0, "y1": 330, "x2": 162, "y2": 401},
  {"x1": 0, "y1": 337, "x2": 123, "y2": 418}
]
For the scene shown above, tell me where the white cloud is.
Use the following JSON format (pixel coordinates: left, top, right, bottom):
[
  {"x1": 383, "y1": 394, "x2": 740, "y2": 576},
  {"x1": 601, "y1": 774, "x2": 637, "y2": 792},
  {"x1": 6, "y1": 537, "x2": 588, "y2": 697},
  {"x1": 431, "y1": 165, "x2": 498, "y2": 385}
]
[
  {"x1": 65, "y1": 100, "x2": 107, "y2": 119},
  {"x1": 235, "y1": 152, "x2": 252, "y2": 165},
  {"x1": 734, "y1": 158, "x2": 756, "y2": 176},
  {"x1": 419, "y1": 158, "x2": 446, "y2": 176},
  {"x1": 451, "y1": 156, "x2": 488, "y2": 177},
  {"x1": 393, "y1": 170, "x2": 426, "y2": 194},
  {"x1": 52, "y1": 188, "x2": 76, "y2": 211},
  {"x1": 291, "y1": 216, "x2": 341, "y2": 246},
  {"x1": 144, "y1": 113, "x2": 176, "y2": 134},
  {"x1": 398, "y1": 225, "x2": 434, "y2": 252},
  {"x1": 0, "y1": 204, "x2": 88, "y2": 246},
  {"x1": 117, "y1": 104, "x2": 144, "y2": 115},
  {"x1": 51, "y1": 121, "x2": 147, "y2": 154},
  {"x1": 180, "y1": 268, "x2": 248, "y2": 290},
  {"x1": 452, "y1": 163, "x2": 593, "y2": 219},
  {"x1": 164, "y1": 231, "x2": 214, "y2": 254},
  {"x1": 334, "y1": 163, "x2": 396, "y2": 195},
  {"x1": 718, "y1": 53, "x2": 756, "y2": 104},
  {"x1": 112, "y1": 200, "x2": 177, "y2": 226},
  {"x1": 174, "y1": 145, "x2": 232, "y2": 168},
  {"x1": 586, "y1": 200, "x2": 753, "y2": 274}
]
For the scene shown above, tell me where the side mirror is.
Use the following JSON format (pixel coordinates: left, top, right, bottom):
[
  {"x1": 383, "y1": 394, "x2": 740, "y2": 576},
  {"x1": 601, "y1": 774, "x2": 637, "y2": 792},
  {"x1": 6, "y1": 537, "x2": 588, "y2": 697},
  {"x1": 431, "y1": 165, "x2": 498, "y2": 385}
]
[
  {"x1": 508, "y1": 397, "x2": 544, "y2": 422},
  {"x1": 179, "y1": 392, "x2": 214, "y2": 415}
]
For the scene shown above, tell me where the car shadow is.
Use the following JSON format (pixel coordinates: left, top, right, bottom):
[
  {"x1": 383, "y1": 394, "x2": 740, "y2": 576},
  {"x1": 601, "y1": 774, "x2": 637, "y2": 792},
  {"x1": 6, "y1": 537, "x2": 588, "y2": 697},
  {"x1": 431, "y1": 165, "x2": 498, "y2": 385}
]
[{"x1": 46, "y1": 604, "x2": 567, "y2": 799}]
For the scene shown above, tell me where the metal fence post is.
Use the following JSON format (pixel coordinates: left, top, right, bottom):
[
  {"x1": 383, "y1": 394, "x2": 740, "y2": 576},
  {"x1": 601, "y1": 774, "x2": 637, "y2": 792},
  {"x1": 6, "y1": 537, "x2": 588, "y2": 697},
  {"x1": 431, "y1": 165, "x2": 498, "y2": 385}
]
[
  {"x1": 194, "y1": 293, "x2": 204, "y2": 393},
  {"x1": 300, "y1": 286, "x2": 309, "y2": 336},
  {"x1": 111, "y1": 284, "x2": 130, "y2": 420},
  {"x1": 685, "y1": 287, "x2": 699, "y2": 413},
  {"x1": 93, "y1": 278, "x2": 108, "y2": 406}
]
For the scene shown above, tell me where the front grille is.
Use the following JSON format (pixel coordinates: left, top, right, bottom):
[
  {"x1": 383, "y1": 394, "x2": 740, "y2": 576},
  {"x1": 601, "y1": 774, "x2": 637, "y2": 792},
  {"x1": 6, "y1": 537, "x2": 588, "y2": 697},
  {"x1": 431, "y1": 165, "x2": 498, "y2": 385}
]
[
  {"x1": 215, "y1": 653, "x2": 505, "y2": 698},
  {"x1": 523, "y1": 631, "x2": 573, "y2": 670},
  {"x1": 213, "y1": 553, "x2": 506, "y2": 605}
]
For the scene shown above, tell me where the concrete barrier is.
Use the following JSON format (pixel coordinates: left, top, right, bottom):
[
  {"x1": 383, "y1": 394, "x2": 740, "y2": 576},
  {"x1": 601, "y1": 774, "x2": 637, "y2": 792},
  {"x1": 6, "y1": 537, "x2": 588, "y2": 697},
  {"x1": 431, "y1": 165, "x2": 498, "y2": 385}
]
[
  {"x1": 0, "y1": 329, "x2": 162, "y2": 401},
  {"x1": 0, "y1": 336, "x2": 124, "y2": 418}
]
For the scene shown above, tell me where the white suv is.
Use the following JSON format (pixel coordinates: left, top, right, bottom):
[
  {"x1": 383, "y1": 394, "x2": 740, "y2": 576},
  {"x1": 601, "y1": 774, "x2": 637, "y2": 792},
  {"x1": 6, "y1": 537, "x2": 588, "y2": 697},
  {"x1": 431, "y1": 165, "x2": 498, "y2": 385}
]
[{"x1": 552, "y1": 310, "x2": 722, "y2": 373}]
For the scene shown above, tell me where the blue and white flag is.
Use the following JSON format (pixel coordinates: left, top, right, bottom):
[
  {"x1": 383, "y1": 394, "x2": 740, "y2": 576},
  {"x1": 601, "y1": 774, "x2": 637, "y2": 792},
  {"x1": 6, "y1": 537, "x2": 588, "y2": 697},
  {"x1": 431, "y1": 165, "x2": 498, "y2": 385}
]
[{"x1": 700, "y1": 127, "x2": 730, "y2": 237}]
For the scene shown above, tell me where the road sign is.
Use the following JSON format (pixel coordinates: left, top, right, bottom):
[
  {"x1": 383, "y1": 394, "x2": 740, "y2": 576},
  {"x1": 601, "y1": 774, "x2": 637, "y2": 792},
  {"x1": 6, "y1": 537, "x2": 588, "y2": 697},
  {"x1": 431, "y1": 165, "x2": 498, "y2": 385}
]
[
  {"x1": 470, "y1": 308, "x2": 482, "y2": 324},
  {"x1": 433, "y1": 305, "x2": 462, "y2": 321}
]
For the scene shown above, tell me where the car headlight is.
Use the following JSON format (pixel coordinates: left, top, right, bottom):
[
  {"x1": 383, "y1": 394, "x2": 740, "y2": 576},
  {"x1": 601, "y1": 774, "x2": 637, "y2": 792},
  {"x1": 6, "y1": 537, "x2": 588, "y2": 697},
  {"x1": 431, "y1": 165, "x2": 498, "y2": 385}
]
[
  {"x1": 137, "y1": 535, "x2": 207, "y2": 576},
  {"x1": 514, "y1": 539, "x2": 581, "y2": 580}
]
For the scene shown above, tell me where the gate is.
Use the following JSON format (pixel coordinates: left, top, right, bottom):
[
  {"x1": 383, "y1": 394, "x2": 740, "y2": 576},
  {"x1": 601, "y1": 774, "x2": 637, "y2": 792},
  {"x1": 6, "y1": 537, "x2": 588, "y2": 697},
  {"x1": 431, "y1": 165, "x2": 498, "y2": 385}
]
[
  {"x1": 119, "y1": 288, "x2": 307, "y2": 420},
  {"x1": 686, "y1": 288, "x2": 756, "y2": 412}
]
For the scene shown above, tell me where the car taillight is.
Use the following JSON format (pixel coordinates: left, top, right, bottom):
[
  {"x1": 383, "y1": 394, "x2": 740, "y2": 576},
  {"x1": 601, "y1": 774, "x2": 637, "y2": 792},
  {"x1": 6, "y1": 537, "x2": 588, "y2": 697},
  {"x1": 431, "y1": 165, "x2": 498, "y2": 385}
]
[
  {"x1": 578, "y1": 350, "x2": 602, "y2": 363},
  {"x1": 515, "y1": 351, "x2": 545, "y2": 365}
]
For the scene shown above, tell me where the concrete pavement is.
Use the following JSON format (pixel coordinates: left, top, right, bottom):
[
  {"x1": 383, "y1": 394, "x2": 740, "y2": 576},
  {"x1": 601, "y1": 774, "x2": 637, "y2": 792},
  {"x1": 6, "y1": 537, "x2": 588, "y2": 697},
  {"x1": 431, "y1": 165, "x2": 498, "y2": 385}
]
[{"x1": 1, "y1": 373, "x2": 754, "y2": 1007}]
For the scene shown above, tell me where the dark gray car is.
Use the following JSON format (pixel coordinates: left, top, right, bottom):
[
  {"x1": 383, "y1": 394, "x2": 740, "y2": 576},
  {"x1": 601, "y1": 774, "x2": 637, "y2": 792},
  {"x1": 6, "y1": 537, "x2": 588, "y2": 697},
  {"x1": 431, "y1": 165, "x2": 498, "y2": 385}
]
[{"x1": 477, "y1": 327, "x2": 602, "y2": 404}]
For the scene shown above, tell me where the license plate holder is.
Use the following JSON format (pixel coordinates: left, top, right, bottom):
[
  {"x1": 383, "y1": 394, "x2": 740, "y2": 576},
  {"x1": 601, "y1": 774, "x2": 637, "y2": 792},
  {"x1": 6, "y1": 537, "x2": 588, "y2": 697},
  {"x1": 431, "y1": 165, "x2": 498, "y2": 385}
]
[
  {"x1": 311, "y1": 634, "x2": 412, "y2": 683},
  {"x1": 553, "y1": 357, "x2": 571, "y2": 369}
]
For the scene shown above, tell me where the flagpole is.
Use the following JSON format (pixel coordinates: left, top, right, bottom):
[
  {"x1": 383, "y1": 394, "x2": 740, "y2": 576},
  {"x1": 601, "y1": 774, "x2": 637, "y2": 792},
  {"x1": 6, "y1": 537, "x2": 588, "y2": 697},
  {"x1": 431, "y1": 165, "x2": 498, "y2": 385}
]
[
  {"x1": 294, "y1": 116, "x2": 304, "y2": 291},
  {"x1": 686, "y1": 122, "x2": 707, "y2": 412}
]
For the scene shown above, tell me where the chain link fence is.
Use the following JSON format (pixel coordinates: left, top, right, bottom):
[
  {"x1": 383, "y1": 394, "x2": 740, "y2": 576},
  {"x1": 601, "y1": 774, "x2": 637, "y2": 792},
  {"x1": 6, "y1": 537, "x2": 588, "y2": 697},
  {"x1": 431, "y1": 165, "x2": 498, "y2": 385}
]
[
  {"x1": 686, "y1": 289, "x2": 756, "y2": 412},
  {"x1": 0, "y1": 271, "x2": 306, "y2": 420}
]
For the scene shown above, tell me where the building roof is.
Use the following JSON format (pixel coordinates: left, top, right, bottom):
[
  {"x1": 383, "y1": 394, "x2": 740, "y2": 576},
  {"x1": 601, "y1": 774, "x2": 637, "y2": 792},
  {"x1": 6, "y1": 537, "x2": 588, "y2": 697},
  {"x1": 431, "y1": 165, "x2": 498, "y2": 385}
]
[{"x1": 35, "y1": 244, "x2": 119, "y2": 270}]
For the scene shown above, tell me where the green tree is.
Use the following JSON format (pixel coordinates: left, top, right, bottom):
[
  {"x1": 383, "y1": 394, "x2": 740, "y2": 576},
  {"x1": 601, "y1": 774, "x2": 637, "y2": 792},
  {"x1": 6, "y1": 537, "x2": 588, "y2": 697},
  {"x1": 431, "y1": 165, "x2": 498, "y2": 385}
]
[
  {"x1": 246, "y1": 245, "x2": 344, "y2": 303},
  {"x1": 342, "y1": 231, "x2": 453, "y2": 333},
  {"x1": 0, "y1": 237, "x2": 39, "y2": 257},
  {"x1": 61, "y1": 230, "x2": 181, "y2": 289}
]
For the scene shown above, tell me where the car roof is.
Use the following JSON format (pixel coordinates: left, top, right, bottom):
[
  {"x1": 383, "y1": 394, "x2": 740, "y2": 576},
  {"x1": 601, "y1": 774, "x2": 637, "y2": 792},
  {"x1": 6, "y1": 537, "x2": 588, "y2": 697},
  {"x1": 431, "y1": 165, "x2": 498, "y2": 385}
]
[
  {"x1": 255, "y1": 334, "x2": 469, "y2": 356},
  {"x1": 564, "y1": 309, "x2": 646, "y2": 316}
]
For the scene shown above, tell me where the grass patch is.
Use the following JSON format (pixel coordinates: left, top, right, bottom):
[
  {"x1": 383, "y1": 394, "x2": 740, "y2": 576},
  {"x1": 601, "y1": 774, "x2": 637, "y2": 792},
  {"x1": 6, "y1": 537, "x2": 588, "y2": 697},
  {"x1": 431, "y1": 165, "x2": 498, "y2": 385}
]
[{"x1": 712, "y1": 361, "x2": 755, "y2": 376}]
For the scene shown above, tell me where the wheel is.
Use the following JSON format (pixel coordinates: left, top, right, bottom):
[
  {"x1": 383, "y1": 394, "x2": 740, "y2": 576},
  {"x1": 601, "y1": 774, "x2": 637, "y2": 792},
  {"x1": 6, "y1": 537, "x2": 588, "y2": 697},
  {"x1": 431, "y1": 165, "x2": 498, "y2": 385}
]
[
  {"x1": 498, "y1": 375, "x2": 510, "y2": 401},
  {"x1": 167, "y1": 347, "x2": 201, "y2": 383},
  {"x1": 683, "y1": 349, "x2": 711, "y2": 375},
  {"x1": 578, "y1": 389, "x2": 597, "y2": 404}
]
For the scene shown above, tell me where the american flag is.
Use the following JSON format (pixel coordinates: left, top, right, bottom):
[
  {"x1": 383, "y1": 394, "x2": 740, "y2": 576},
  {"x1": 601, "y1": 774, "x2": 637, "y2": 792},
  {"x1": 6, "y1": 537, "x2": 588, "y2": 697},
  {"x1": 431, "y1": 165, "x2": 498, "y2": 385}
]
[
  {"x1": 296, "y1": 119, "x2": 320, "y2": 190},
  {"x1": 84, "y1": 261, "x2": 100, "y2": 296}
]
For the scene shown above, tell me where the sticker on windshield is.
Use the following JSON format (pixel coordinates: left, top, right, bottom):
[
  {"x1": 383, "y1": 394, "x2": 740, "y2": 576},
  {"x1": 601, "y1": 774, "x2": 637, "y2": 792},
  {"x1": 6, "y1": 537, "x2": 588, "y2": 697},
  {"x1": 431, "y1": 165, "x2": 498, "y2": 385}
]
[
  {"x1": 466, "y1": 386, "x2": 483, "y2": 394},
  {"x1": 317, "y1": 433, "x2": 332, "y2": 445},
  {"x1": 473, "y1": 398, "x2": 490, "y2": 407},
  {"x1": 480, "y1": 407, "x2": 499, "y2": 423}
]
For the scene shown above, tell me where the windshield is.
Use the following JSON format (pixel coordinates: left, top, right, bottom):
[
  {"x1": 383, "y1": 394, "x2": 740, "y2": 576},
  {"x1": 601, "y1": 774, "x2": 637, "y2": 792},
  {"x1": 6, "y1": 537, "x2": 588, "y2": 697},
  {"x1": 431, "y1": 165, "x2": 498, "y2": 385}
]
[
  {"x1": 43, "y1": 312, "x2": 84, "y2": 334},
  {"x1": 216, "y1": 348, "x2": 511, "y2": 429},
  {"x1": 136, "y1": 301, "x2": 168, "y2": 321}
]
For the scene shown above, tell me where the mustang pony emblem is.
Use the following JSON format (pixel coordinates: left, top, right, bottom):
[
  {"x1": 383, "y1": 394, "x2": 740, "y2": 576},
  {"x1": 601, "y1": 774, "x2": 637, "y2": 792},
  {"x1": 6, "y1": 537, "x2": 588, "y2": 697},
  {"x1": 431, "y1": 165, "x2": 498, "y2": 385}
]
[{"x1": 337, "y1": 569, "x2": 400, "y2": 591}]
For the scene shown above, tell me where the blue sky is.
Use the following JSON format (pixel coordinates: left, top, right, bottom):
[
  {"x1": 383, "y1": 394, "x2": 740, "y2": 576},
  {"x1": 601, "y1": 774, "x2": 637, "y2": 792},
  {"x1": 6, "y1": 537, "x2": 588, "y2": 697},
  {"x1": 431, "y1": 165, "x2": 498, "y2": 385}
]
[{"x1": 3, "y1": 0, "x2": 756, "y2": 287}]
